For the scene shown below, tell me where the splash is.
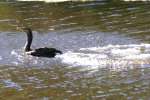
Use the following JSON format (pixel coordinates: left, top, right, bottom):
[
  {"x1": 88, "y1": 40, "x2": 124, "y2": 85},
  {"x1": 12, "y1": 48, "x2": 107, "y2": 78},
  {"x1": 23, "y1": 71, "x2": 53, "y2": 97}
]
[
  {"x1": 58, "y1": 44, "x2": 150, "y2": 70},
  {"x1": 9, "y1": 44, "x2": 150, "y2": 71},
  {"x1": 11, "y1": 49, "x2": 62, "y2": 67}
]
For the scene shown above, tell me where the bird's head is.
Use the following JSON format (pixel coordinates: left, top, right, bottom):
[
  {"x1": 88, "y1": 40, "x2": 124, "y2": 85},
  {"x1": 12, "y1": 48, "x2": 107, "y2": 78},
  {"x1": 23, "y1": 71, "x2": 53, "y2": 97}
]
[{"x1": 22, "y1": 27, "x2": 32, "y2": 33}]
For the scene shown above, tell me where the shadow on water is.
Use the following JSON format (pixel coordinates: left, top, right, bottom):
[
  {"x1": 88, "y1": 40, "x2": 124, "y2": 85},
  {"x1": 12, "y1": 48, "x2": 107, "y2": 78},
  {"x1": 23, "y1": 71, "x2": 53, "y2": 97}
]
[{"x1": 0, "y1": 0, "x2": 150, "y2": 100}]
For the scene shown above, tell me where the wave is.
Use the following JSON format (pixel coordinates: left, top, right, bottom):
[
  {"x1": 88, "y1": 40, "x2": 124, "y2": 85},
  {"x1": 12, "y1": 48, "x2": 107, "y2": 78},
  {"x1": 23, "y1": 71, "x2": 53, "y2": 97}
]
[
  {"x1": 1, "y1": 43, "x2": 148, "y2": 71},
  {"x1": 58, "y1": 43, "x2": 150, "y2": 70}
]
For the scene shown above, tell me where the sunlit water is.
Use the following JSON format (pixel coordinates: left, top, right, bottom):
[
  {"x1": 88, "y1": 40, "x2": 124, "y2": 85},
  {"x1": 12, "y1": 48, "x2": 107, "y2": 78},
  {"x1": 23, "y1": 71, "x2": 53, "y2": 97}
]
[{"x1": 0, "y1": 0, "x2": 150, "y2": 100}]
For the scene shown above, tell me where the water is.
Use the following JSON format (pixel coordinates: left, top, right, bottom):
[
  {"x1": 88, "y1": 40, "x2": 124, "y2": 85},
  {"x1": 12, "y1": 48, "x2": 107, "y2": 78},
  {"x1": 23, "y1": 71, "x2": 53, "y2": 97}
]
[{"x1": 0, "y1": 0, "x2": 150, "y2": 100}]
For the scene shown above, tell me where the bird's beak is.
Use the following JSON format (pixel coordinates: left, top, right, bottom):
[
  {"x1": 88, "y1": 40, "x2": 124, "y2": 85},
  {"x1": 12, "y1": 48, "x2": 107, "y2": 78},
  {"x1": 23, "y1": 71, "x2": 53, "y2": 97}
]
[{"x1": 16, "y1": 26, "x2": 24, "y2": 32}]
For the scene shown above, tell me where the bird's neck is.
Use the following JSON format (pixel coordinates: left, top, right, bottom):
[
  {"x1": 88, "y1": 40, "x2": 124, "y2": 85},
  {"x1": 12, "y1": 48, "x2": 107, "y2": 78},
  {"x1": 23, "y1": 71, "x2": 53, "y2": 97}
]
[{"x1": 24, "y1": 30, "x2": 33, "y2": 52}]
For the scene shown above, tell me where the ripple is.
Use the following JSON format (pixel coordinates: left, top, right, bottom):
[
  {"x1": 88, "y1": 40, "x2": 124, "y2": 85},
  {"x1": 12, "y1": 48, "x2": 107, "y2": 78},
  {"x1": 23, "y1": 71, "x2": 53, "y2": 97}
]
[
  {"x1": 17, "y1": 0, "x2": 71, "y2": 2},
  {"x1": 0, "y1": 19, "x2": 17, "y2": 22},
  {"x1": 2, "y1": 79, "x2": 23, "y2": 91},
  {"x1": 24, "y1": 17, "x2": 48, "y2": 21},
  {"x1": 70, "y1": 2, "x2": 106, "y2": 8}
]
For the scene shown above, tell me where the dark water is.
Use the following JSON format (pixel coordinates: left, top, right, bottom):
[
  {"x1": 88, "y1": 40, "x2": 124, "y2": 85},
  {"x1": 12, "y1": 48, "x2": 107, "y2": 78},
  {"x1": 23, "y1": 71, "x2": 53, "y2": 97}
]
[{"x1": 0, "y1": 1, "x2": 150, "y2": 100}]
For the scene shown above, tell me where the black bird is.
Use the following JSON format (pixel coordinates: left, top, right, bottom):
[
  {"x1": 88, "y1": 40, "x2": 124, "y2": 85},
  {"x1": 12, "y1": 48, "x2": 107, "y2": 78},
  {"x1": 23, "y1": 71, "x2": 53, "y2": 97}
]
[{"x1": 23, "y1": 28, "x2": 62, "y2": 58}]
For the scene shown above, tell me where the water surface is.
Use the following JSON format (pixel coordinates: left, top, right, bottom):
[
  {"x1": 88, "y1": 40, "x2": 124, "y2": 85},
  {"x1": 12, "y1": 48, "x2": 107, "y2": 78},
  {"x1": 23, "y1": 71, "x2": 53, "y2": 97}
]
[{"x1": 0, "y1": 1, "x2": 150, "y2": 100}]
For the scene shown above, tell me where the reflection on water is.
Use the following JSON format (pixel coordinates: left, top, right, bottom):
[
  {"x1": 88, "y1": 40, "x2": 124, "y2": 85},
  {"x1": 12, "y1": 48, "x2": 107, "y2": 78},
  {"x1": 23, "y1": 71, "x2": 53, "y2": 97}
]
[
  {"x1": 0, "y1": 66, "x2": 150, "y2": 100},
  {"x1": 0, "y1": 0, "x2": 150, "y2": 100}
]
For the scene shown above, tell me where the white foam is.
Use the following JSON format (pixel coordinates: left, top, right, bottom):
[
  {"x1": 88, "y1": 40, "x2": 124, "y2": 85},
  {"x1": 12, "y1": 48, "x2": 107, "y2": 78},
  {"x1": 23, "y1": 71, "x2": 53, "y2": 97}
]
[
  {"x1": 59, "y1": 51, "x2": 108, "y2": 67},
  {"x1": 111, "y1": 48, "x2": 140, "y2": 56},
  {"x1": 124, "y1": 54, "x2": 150, "y2": 60},
  {"x1": 0, "y1": 56, "x2": 2, "y2": 60},
  {"x1": 59, "y1": 44, "x2": 150, "y2": 70},
  {"x1": 8, "y1": 44, "x2": 150, "y2": 70}
]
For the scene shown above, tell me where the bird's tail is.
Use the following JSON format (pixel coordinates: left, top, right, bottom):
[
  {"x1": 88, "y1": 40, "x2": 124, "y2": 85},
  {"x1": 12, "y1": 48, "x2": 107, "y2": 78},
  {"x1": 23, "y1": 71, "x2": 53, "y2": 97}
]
[{"x1": 56, "y1": 50, "x2": 63, "y2": 54}]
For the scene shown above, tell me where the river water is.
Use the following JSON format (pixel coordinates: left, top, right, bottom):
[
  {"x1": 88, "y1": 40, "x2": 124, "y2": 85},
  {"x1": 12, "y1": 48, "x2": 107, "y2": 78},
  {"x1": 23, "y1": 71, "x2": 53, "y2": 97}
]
[{"x1": 0, "y1": 1, "x2": 150, "y2": 100}]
